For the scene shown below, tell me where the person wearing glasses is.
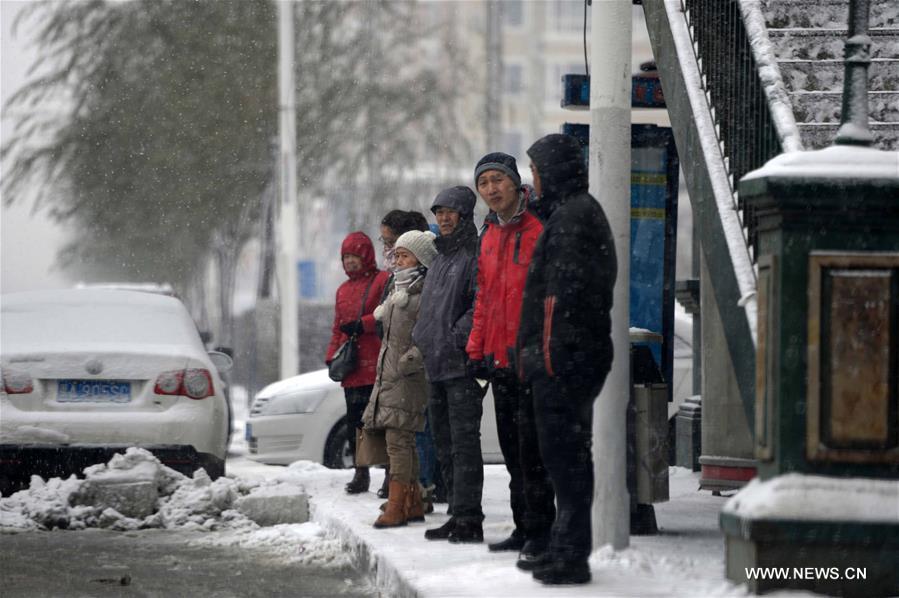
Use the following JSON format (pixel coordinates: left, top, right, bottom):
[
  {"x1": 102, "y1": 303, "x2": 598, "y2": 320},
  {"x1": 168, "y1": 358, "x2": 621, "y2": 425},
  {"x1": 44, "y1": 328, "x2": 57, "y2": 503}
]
[
  {"x1": 374, "y1": 209, "x2": 439, "y2": 507},
  {"x1": 379, "y1": 210, "x2": 429, "y2": 274}
]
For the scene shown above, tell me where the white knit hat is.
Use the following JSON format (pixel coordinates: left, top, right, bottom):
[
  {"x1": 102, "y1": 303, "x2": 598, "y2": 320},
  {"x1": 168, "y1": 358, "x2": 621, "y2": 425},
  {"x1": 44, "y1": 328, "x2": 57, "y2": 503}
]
[{"x1": 394, "y1": 230, "x2": 438, "y2": 268}]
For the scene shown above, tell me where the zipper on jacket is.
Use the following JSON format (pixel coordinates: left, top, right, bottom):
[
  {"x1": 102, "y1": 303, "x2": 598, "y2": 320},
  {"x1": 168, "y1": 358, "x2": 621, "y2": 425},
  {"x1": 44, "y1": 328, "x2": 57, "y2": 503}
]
[
  {"x1": 542, "y1": 295, "x2": 556, "y2": 377},
  {"x1": 513, "y1": 231, "x2": 522, "y2": 264}
]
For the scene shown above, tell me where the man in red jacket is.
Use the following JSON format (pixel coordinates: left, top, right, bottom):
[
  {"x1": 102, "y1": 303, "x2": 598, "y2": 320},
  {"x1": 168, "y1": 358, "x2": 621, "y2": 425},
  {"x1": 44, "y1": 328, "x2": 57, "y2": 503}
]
[
  {"x1": 325, "y1": 231, "x2": 390, "y2": 494},
  {"x1": 467, "y1": 153, "x2": 555, "y2": 567}
]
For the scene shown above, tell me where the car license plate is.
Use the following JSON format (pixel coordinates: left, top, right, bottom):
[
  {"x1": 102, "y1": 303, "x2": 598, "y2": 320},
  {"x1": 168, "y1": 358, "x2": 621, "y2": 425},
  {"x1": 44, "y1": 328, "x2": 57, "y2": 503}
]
[
  {"x1": 245, "y1": 423, "x2": 253, "y2": 441},
  {"x1": 57, "y1": 380, "x2": 131, "y2": 403}
]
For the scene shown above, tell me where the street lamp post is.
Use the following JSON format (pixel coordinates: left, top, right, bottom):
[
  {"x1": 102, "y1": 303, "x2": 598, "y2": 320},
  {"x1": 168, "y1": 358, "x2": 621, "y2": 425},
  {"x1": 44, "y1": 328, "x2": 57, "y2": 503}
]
[
  {"x1": 277, "y1": 0, "x2": 299, "y2": 380},
  {"x1": 590, "y1": 0, "x2": 632, "y2": 552}
]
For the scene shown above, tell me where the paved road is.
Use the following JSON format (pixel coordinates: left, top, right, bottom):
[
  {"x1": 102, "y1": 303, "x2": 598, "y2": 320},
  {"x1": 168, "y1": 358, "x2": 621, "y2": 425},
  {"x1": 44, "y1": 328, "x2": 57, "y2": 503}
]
[{"x1": 1, "y1": 528, "x2": 374, "y2": 598}]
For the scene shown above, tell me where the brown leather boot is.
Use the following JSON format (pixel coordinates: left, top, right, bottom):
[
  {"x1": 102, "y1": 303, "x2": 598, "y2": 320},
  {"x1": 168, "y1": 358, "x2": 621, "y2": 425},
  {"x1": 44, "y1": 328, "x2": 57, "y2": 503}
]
[
  {"x1": 344, "y1": 467, "x2": 370, "y2": 494},
  {"x1": 405, "y1": 482, "x2": 426, "y2": 523},
  {"x1": 373, "y1": 480, "x2": 408, "y2": 528}
]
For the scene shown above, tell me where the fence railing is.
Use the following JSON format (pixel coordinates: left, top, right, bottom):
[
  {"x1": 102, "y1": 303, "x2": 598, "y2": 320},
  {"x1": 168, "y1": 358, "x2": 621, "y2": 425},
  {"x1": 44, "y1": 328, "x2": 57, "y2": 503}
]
[{"x1": 683, "y1": 0, "x2": 784, "y2": 258}]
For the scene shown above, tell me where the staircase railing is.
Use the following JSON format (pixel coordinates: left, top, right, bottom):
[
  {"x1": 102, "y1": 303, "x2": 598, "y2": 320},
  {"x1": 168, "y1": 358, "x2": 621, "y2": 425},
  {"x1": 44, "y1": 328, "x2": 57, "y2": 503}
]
[
  {"x1": 683, "y1": 0, "x2": 802, "y2": 257},
  {"x1": 643, "y1": 0, "x2": 794, "y2": 425}
]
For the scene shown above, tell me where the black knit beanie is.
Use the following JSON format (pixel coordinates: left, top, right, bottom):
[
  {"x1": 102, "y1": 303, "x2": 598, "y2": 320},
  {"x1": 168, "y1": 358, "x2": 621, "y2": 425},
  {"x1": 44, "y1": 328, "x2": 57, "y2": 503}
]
[{"x1": 474, "y1": 152, "x2": 521, "y2": 188}]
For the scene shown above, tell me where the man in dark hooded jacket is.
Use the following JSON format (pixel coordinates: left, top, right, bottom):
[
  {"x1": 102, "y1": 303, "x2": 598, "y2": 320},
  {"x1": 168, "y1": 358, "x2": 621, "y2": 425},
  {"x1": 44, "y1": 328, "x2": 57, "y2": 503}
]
[
  {"x1": 413, "y1": 185, "x2": 485, "y2": 543},
  {"x1": 517, "y1": 133, "x2": 617, "y2": 585}
]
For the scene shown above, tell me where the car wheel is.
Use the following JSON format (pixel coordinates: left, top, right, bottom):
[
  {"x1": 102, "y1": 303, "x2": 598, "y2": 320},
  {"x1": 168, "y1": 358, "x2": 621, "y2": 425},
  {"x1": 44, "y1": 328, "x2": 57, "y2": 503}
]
[{"x1": 323, "y1": 418, "x2": 354, "y2": 469}]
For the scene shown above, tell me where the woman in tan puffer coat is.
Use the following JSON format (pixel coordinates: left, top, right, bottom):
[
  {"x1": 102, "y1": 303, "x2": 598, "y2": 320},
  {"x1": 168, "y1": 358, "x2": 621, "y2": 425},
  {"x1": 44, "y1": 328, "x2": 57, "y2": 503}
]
[{"x1": 363, "y1": 229, "x2": 437, "y2": 528}]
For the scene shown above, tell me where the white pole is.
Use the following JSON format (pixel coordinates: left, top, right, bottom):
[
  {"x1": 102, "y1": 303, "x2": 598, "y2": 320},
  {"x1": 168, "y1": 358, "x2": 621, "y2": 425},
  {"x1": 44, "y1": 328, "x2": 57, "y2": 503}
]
[
  {"x1": 590, "y1": 0, "x2": 632, "y2": 551},
  {"x1": 277, "y1": 0, "x2": 299, "y2": 379}
]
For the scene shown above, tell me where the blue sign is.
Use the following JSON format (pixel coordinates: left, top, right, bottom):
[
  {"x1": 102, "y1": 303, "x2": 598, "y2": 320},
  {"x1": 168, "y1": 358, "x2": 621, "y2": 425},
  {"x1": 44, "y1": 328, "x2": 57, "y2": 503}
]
[
  {"x1": 630, "y1": 142, "x2": 670, "y2": 367},
  {"x1": 297, "y1": 260, "x2": 317, "y2": 299},
  {"x1": 561, "y1": 74, "x2": 590, "y2": 110},
  {"x1": 560, "y1": 73, "x2": 667, "y2": 110}
]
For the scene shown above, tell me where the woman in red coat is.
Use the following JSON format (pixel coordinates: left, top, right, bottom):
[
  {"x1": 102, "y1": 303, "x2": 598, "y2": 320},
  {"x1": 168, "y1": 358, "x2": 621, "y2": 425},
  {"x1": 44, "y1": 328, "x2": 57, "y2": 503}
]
[{"x1": 325, "y1": 231, "x2": 389, "y2": 494}]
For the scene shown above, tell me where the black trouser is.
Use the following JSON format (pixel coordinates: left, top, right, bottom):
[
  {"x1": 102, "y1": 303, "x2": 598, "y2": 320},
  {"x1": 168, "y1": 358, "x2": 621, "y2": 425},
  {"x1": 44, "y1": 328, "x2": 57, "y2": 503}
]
[
  {"x1": 427, "y1": 376, "x2": 485, "y2": 524},
  {"x1": 344, "y1": 385, "x2": 372, "y2": 461},
  {"x1": 492, "y1": 369, "x2": 555, "y2": 541},
  {"x1": 531, "y1": 373, "x2": 601, "y2": 564}
]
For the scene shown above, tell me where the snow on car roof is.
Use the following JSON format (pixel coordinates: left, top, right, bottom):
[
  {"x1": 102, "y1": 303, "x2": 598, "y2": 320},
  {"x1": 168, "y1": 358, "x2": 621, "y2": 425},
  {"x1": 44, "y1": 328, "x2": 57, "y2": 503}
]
[
  {"x1": 256, "y1": 369, "x2": 336, "y2": 398},
  {"x1": 1, "y1": 289, "x2": 204, "y2": 354},
  {"x1": 73, "y1": 282, "x2": 177, "y2": 297}
]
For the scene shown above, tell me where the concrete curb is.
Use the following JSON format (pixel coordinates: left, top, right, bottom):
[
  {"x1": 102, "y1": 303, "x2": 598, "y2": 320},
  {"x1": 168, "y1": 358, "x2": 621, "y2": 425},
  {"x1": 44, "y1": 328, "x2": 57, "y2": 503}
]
[{"x1": 308, "y1": 496, "x2": 421, "y2": 598}]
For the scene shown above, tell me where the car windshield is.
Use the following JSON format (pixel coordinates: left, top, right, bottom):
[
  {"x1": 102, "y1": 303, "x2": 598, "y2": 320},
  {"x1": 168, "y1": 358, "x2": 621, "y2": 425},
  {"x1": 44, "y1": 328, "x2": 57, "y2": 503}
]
[{"x1": 1, "y1": 292, "x2": 201, "y2": 352}]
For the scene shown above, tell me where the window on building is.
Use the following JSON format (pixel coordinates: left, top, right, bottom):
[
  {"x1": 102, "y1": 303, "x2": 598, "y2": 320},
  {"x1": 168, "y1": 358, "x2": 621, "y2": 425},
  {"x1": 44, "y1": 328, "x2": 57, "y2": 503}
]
[
  {"x1": 501, "y1": 0, "x2": 524, "y2": 27},
  {"x1": 503, "y1": 64, "x2": 524, "y2": 95},
  {"x1": 547, "y1": 0, "x2": 590, "y2": 34}
]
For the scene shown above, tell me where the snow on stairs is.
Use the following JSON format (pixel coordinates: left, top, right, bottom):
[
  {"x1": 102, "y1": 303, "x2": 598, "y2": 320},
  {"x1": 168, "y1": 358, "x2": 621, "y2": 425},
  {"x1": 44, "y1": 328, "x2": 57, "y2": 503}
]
[{"x1": 763, "y1": 0, "x2": 899, "y2": 150}]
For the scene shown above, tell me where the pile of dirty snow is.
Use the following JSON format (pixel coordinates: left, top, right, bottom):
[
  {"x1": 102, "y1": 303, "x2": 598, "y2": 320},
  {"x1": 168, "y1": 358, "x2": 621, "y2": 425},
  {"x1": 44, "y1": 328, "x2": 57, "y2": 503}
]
[{"x1": 0, "y1": 448, "x2": 296, "y2": 533}]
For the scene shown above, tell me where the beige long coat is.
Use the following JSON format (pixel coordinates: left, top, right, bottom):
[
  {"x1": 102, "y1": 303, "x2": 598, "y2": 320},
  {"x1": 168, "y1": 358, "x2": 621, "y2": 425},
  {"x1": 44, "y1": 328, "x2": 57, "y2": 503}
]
[{"x1": 362, "y1": 275, "x2": 428, "y2": 432}]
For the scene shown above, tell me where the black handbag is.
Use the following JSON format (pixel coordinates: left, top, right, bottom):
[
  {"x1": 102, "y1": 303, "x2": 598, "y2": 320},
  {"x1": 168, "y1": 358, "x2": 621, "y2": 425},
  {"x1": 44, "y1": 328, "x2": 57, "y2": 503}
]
[{"x1": 328, "y1": 275, "x2": 376, "y2": 382}]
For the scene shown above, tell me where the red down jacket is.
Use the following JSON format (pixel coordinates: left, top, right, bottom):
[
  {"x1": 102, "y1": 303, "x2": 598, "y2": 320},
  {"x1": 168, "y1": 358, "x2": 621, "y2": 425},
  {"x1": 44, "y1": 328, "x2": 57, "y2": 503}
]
[
  {"x1": 466, "y1": 203, "x2": 543, "y2": 371},
  {"x1": 325, "y1": 232, "x2": 390, "y2": 388}
]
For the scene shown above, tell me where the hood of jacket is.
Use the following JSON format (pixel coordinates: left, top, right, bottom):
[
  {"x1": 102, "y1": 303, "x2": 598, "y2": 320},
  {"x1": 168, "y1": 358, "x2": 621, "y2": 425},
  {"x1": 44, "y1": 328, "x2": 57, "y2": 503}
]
[
  {"x1": 526, "y1": 134, "x2": 588, "y2": 220},
  {"x1": 341, "y1": 231, "x2": 378, "y2": 280},
  {"x1": 431, "y1": 185, "x2": 477, "y2": 219},
  {"x1": 431, "y1": 186, "x2": 479, "y2": 254}
]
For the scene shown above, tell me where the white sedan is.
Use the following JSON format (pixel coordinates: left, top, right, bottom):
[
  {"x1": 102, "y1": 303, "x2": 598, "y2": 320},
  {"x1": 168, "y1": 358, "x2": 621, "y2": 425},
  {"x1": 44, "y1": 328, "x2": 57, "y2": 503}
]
[
  {"x1": 246, "y1": 369, "x2": 503, "y2": 467},
  {"x1": 0, "y1": 289, "x2": 233, "y2": 493}
]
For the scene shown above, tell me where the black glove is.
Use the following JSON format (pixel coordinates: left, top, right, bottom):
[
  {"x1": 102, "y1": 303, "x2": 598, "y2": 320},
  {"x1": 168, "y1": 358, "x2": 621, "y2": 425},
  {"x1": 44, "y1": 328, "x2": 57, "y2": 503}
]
[
  {"x1": 466, "y1": 358, "x2": 491, "y2": 381},
  {"x1": 339, "y1": 320, "x2": 364, "y2": 336}
]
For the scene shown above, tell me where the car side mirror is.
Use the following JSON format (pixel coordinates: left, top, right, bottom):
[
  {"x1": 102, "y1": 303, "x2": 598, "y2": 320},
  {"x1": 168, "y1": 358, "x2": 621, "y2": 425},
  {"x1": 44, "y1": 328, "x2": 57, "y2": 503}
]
[
  {"x1": 208, "y1": 350, "x2": 233, "y2": 373},
  {"x1": 213, "y1": 346, "x2": 233, "y2": 359}
]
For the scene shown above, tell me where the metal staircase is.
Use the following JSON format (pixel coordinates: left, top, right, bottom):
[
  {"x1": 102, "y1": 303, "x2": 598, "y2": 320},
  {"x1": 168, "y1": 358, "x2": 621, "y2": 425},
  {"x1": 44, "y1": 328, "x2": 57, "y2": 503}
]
[
  {"x1": 766, "y1": 0, "x2": 899, "y2": 149},
  {"x1": 642, "y1": 0, "x2": 899, "y2": 489}
]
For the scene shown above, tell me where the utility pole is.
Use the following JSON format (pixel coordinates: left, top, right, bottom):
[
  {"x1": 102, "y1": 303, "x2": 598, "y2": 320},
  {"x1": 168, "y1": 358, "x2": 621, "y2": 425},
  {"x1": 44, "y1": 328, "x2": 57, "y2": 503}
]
[
  {"x1": 277, "y1": 0, "x2": 299, "y2": 379},
  {"x1": 590, "y1": 0, "x2": 632, "y2": 551}
]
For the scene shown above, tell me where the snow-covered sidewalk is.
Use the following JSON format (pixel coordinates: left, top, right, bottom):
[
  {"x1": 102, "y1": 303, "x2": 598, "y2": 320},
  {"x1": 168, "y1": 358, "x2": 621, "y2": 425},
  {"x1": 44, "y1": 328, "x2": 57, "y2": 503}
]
[
  {"x1": 0, "y1": 387, "x2": 813, "y2": 597},
  {"x1": 1, "y1": 445, "x2": 814, "y2": 597},
  {"x1": 229, "y1": 455, "x2": 768, "y2": 597}
]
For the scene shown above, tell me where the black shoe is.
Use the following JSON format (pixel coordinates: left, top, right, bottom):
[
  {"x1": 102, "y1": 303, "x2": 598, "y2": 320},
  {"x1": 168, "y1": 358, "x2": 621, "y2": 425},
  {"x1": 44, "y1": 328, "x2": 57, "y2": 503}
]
[
  {"x1": 488, "y1": 531, "x2": 526, "y2": 552},
  {"x1": 344, "y1": 468, "x2": 370, "y2": 494},
  {"x1": 424, "y1": 518, "x2": 456, "y2": 541},
  {"x1": 532, "y1": 560, "x2": 591, "y2": 585},
  {"x1": 515, "y1": 539, "x2": 549, "y2": 571},
  {"x1": 448, "y1": 521, "x2": 483, "y2": 544}
]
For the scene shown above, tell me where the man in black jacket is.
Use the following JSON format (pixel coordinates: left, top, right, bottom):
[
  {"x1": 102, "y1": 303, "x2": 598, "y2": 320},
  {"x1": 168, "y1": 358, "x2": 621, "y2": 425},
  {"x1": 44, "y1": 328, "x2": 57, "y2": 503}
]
[
  {"x1": 517, "y1": 133, "x2": 617, "y2": 585},
  {"x1": 413, "y1": 186, "x2": 486, "y2": 543}
]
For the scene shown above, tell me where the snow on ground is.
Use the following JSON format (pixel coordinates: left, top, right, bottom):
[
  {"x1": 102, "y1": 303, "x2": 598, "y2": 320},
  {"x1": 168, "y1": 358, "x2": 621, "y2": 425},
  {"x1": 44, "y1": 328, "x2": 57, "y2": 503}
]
[
  {"x1": 227, "y1": 456, "x2": 820, "y2": 598},
  {"x1": 1, "y1": 392, "x2": 824, "y2": 597}
]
